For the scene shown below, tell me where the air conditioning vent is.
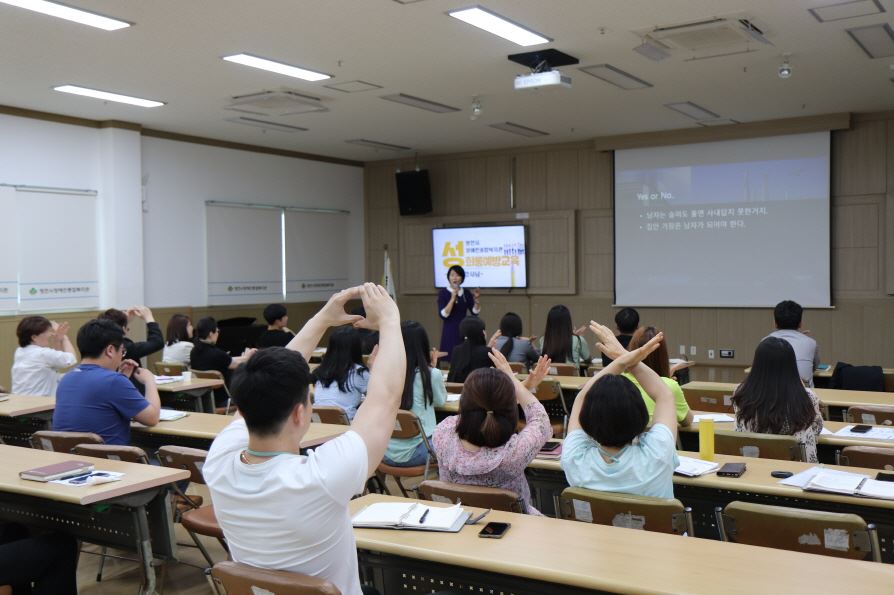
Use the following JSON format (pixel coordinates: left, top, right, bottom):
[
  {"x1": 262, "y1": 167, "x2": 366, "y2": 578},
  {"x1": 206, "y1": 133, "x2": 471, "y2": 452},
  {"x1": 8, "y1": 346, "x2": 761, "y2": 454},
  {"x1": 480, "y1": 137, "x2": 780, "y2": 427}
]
[
  {"x1": 649, "y1": 18, "x2": 756, "y2": 50},
  {"x1": 225, "y1": 90, "x2": 328, "y2": 116}
]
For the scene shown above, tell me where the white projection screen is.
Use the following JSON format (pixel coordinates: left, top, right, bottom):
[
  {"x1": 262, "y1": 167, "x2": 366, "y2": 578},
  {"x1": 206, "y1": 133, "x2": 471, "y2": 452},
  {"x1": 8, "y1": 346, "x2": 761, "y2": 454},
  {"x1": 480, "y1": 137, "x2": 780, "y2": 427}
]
[{"x1": 614, "y1": 132, "x2": 831, "y2": 307}]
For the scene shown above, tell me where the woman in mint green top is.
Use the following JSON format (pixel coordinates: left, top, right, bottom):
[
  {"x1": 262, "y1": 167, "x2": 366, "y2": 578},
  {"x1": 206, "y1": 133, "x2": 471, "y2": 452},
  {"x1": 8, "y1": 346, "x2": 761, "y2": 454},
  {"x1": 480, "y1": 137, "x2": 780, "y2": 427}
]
[
  {"x1": 383, "y1": 321, "x2": 447, "y2": 466},
  {"x1": 536, "y1": 305, "x2": 589, "y2": 373}
]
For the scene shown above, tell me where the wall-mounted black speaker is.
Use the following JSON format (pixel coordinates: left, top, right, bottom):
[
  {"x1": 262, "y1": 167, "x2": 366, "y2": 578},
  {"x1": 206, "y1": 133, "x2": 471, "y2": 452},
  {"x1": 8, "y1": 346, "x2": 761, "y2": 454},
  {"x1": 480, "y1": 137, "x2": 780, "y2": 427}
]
[{"x1": 396, "y1": 170, "x2": 432, "y2": 215}]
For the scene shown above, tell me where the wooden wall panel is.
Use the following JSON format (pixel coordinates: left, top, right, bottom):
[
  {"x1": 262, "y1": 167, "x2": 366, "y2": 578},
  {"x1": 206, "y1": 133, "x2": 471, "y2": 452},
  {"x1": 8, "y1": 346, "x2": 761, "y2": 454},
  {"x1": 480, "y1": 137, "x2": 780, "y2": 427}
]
[
  {"x1": 832, "y1": 197, "x2": 882, "y2": 295},
  {"x1": 832, "y1": 120, "x2": 887, "y2": 197},
  {"x1": 399, "y1": 220, "x2": 436, "y2": 293},
  {"x1": 579, "y1": 150, "x2": 612, "y2": 210},
  {"x1": 888, "y1": 193, "x2": 894, "y2": 295},
  {"x1": 527, "y1": 211, "x2": 576, "y2": 294},
  {"x1": 546, "y1": 149, "x2": 580, "y2": 210},
  {"x1": 485, "y1": 155, "x2": 511, "y2": 213},
  {"x1": 514, "y1": 152, "x2": 546, "y2": 211},
  {"x1": 579, "y1": 210, "x2": 613, "y2": 296}
]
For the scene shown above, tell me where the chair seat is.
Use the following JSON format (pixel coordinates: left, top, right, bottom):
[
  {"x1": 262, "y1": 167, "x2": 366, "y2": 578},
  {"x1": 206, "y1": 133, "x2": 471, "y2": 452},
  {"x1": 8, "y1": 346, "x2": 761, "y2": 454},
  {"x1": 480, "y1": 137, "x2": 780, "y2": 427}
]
[
  {"x1": 182, "y1": 505, "x2": 224, "y2": 538},
  {"x1": 377, "y1": 461, "x2": 437, "y2": 478}
]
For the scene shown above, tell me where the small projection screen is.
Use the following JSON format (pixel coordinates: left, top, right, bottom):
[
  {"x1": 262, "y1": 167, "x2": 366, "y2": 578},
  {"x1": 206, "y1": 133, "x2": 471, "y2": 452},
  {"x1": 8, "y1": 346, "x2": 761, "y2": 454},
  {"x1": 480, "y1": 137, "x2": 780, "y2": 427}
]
[
  {"x1": 613, "y1": 131, "x2": 831, "y2": 307},
  {"x1": 432, "y1": 225, "x2": 527, "y2": 288}
]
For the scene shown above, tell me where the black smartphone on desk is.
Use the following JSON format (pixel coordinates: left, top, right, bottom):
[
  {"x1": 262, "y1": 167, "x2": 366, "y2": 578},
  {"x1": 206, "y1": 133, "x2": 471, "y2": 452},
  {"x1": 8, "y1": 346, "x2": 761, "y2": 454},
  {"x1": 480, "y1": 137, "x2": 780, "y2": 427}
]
[
  {"x1": 540, "y1": 441, "x2": 561, "y2": 452},
  {"x1": 851, "y1": 425, "x2": 873, "y2": 434},
  {"x1": 478, "y1": 522, "x2": 510, "y2": 538}
]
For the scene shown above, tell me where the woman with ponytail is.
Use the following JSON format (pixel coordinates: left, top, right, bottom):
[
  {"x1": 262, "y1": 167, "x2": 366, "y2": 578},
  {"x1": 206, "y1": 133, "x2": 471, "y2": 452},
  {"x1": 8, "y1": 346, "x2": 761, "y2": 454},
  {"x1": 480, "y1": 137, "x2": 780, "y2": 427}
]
[
  {"x1": 433, "y1": 348, "x2": 553, "y2": 514},
  {"x1": 492, "y1": 312, "x2": 540, "y2": 367}
]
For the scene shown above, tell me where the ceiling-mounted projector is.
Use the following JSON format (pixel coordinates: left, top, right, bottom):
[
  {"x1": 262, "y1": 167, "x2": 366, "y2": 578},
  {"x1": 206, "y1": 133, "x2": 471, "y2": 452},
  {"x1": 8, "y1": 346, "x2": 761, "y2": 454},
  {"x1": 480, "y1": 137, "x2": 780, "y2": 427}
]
[{"x1": 514, "y1": 70, "x2": 571, "y2": 90}]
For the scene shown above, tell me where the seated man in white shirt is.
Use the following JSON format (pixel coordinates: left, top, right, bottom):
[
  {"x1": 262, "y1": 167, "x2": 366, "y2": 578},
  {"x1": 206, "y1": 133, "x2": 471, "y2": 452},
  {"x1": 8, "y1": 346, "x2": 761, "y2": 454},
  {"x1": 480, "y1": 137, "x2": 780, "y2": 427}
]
[{"x1": 203, "y1": 284, "x2": 404, "y2": 595}]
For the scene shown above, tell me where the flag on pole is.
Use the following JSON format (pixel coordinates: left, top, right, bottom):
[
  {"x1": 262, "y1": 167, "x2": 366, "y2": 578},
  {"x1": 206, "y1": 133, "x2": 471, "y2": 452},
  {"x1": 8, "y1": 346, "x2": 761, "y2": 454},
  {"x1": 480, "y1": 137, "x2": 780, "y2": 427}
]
[{"x1": 382, "y1": 247, "x2": 396, "y2": 301}]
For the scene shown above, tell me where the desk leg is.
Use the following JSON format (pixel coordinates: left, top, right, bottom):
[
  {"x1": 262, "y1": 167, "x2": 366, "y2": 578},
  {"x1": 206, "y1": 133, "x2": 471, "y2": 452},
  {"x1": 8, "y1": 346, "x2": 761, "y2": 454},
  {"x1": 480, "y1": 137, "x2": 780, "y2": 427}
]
[{"x1": 133, "y1": 504, "x2": 157, "y2": 595}]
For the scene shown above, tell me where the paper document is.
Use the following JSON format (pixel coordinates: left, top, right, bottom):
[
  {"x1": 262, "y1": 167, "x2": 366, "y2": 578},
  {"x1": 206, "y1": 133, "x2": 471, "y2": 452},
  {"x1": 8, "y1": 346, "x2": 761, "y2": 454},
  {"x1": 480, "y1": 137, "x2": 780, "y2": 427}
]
[
  {"x1": 445, "y1": 394, "x2": 460, "y2": 402},
  {"x1": 820, "y1": 428, "x2": 833, "y2": 435},
  {"x1": 51, "y1": 471, "x2": 124, "y2": 487},
  {"x1": 805, "y1": 470, "x2": 869, "y2": 495},
  {"x1": 159, "y1": 409, "x2": 188, "y2": 421},
  {"x1": 856, "y1": 479, "x2": 894, "y2": 501},
  {"x1": 834, "y1": 425, "x2": 894, "y2": 441},
  {"x1": 674, "y1": 456, "x2": 719, "y2": 477},
  {"x1": 693, "y1": 414, "x2": 734, "y2": 423},
  {"x1": 153, "y1": 375, "x2": 183, "y2": 385},
  {"x1": 352, "y1": 502, "x2": 468, "y2": 531}
]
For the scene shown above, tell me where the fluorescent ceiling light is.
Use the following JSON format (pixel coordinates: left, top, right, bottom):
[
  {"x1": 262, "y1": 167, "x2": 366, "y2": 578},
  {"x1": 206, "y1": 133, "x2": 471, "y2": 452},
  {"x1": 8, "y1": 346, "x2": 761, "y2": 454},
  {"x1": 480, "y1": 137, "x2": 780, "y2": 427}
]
[
  {"x1": 447, "y1": 6, "x2": 550, "y2": 47},
  {"x1": 380, "y1": 93, "x2": 460, "y2": 113},
  {"x1": 345, "y1": 138, "x2": 412, "y2": 151},
  {"x1": 53, "y1": 84, "x2": 164, "y2": 108},
  {"x1": 0, "y1": 0, "x2": 130, "y2": 30},
  {"x1": 633, "y1": 38, "x2": 670, "y2": 61},
  {"x1": 664, "y1": 101, "x2": 720, "y2": 121},
  {"x1": 846, "y1": 23, "x2": 894, "y2": 58},
  {"x1": 810, "y1": 0, "x2": 884, "y2": 22},
  {"x1": 226, "y1": 117, "x2": 308, "y2": 133},
  {"x1": 223, "y1": 53, "x2": 331, "y2": 82},
  {"x1": 489, "y1": 122, "x2": 548, "y2": 137},
  {"x1": 579, "y1": 64, "x2": 652, "y2": 90}
]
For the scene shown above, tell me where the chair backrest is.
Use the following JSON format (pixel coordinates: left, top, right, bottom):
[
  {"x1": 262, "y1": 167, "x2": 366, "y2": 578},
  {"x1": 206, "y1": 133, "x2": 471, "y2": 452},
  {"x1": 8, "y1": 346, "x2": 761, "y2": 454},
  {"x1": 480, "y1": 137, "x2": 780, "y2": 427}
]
[
  {"x1": 418, "y1": 480, "x2": 524, "y2": 513},
  {"x1": 73, "y1": 444, "x2": 149, "y2": 464},
  {"x1": 682, "y1": 387, "x2": 735, "y2": 413},
  {"x1": 211, "y1": 561, "x2": 340, "y2": 595},
  {"x1": 717, "y1": 500, "x2": 879, "y2": 561},
  {"x1": 155, "y1": 362, "x2": 185, "y2": 376},
  {"x1": 157, "y1": 445, "x2": 209, "y2": 485},
  {"x1": 714, "y1": 429, "x2": 806, "y2": 461},
  {"x1": 311, "y1": 405, "x2": 350, "y2": 426},
  {"x1": 847, "y1": 405, "x2": 894, "y2": 426},
  {"x1": 839, "y1": 446, "x2": 894, "y2": 470},
  {"x1": 548, "y1": 363, "x2": 578, "y2": 376},
  {"x1": 30, "y1": 430, "x2": 103, "y2": 453},
  {"x1": 559, "y1": 487, "x2": 692, "y2": 535},
  {"x1": 192, "y1": 369, "x2": 225, "y2": 381},
  {"x1": 445, "y1": 381, "x2": 463, "y2": 394},
  {"x1": 390, "y1": 410, "x2": 423, "y2": 440},
  {"x1": 533, "y1": 379, "x2": 562, "y2": 403},
  {"x1": 508, "y1": 362, "x2": 526, "y2": 374}
]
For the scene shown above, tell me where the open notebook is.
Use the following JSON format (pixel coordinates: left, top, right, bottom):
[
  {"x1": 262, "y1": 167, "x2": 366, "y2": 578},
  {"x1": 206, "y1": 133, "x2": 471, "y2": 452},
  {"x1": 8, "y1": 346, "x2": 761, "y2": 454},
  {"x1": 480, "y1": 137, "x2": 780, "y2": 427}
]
[
  {"x1": 780, "y1": 466, "x2": 894, "y2": 501},
  {"x1": 674, "y1": 456, "x2": 719, "y2": 477},
  {"x1": 352, "y1": 502, "x2": 470, "y2": 532}
]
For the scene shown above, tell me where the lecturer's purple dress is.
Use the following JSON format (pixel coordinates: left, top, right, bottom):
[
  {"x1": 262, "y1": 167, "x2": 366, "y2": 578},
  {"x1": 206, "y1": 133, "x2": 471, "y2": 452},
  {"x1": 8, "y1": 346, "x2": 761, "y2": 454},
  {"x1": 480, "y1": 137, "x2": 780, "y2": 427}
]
[{"x1": 437, "y1": 288, "x2": 477, "y2": 362}]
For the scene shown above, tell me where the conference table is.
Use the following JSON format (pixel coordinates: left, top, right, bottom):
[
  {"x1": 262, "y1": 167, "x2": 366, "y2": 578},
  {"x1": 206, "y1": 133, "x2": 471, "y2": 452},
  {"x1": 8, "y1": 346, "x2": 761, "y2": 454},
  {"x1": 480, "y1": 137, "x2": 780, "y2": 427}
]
[
  {"x1": 525, "y1": 449, "x2": 894, "y2": 563},
  {"x1": 683, "y1": 380, "x2": 893, "y2": 420},
  {"x1": 0, "y1": 444, "x2": 188, "y2": 595},
  {"x1": 131, "y1": 413, "x2": 348, "y2": 451},
  {"x1": 0, "y1": 394, "x2": 55, "y2": 445},
  {"x1": 156, "y1": 376, "x2": 225, "y2": 413},
  {"x1": 350, "y1": 493, "x2": 894, "y2": 594}
]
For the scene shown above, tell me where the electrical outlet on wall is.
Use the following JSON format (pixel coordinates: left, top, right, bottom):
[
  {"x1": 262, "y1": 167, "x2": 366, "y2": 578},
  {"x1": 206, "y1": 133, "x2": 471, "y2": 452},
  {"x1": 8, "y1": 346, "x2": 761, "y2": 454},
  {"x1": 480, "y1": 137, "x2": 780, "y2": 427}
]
[
  {"x1": 690, "y1": 345, "x2": 696, "y2": 356},
  {"x1": 708, "y1": 349, "x2": 715, "y2": 359},
  {"x1": 679, "y1": 345, "x2": 686, "y2": 355}
]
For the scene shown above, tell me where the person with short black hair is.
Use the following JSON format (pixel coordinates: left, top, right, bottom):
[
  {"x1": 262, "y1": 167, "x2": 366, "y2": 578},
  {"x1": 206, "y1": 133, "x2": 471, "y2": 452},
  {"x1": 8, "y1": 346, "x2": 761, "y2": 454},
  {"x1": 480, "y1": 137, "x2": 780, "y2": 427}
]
[
  {"x1": 446, "y1": 317, "x2": 493, "y2": 383},
  {"x1": 765, "y1": 300, "x2": 820, "y2": 387},
  {"x1": 98, "y1": 305, "x2": 164, "y2": 362},
  {"x1": 258, "y1": 303, "x2": 295, "y2": 348},
  {"x1": 189, "y1": 317, "x2": 256, "y2": 408},
  {"x1": 434, "y1": 350, "x2": 553, "y2": 514},
  {"x1": 601, "y1": 307, "x2": 640, "y2": 367},
  {"x1": 203, "y1": 284, "x2": 404, "y2": 594},
  {"x1": 162, "y1": 313, "x2": 194, "y2": 365},
  {"x1": 53, "y1": 318, "x2": 160, "y2": 444},
  {"x1": 11, "y1": 316, "x2": 76, "y2": 396},
  {"x1": 311, "y1": 326, "x2": 369, "y2": 420},
  {"x1": 437, "y1": 265, "x2": 481, "y2": 362},
  {"x1": 562, "y1": 322, "x2": 677, "y2": 499}
]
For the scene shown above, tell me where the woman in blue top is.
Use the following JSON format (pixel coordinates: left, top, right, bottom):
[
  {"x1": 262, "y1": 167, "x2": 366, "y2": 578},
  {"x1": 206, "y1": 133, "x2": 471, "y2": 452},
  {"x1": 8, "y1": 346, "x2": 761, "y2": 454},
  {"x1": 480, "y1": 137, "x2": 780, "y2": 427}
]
[
  {"x1": 561, "y1": 322, "x2": 679, "y2": 499},
  {"x1": 311, "y1": 326, "x2": 369, "y2": 420},
  {"x1": 383, "y1": 321, "x2": 447, "y2": 466},
  {"x1": 437, "y1": 265, "x2": 481, "y2": 362}
]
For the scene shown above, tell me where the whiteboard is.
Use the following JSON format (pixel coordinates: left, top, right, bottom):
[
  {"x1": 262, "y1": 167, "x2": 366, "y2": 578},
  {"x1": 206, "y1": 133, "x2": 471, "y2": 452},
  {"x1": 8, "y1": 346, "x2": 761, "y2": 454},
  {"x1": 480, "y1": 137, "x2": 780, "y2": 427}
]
[
  {"x1": 0, "y1": 187, "x2": 16, "y2": 311},
  {"x1": 285, "y1": 210, "x2": 350, "y2": 301},
  {"x1": 15, "y1": 189, "x2": 99, "y2": 311},
  {"x1": 206, "y1": 204, "x2": 284, "y2": 305}
]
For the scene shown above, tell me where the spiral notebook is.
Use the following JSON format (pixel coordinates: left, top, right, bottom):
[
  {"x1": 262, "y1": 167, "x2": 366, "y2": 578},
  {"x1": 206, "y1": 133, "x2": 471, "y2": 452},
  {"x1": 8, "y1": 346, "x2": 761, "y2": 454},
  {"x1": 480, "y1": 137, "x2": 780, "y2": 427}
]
[{"x1": 352, "y1": 502, "x2": 469, "y2": 532}]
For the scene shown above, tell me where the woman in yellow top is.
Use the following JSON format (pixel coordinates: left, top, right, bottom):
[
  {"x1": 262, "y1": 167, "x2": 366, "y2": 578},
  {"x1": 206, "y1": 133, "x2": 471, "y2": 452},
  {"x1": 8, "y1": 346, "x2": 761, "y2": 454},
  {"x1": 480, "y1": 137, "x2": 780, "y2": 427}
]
[{"x1": 623, "y1": 326, "x2": 692, "y2": 427}]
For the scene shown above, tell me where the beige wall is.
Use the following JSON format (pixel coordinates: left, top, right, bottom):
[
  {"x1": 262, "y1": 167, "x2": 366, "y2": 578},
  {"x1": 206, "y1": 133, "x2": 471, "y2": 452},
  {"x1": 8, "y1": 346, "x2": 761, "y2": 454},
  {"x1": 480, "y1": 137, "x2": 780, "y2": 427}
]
[{"x1": 365, "y1": 113, "x2": 894, "y2": 380}]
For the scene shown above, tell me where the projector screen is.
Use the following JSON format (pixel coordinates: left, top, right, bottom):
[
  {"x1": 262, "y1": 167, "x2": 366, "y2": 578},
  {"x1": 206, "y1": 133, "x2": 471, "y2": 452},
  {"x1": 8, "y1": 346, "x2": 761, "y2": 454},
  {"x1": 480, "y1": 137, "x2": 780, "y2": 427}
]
[
  {"x1": 614, "y1": 132, "x2": 831, "y2": 307},
  {"x1": 432, "y1": 225, "x2": 527, "y2": 288}
]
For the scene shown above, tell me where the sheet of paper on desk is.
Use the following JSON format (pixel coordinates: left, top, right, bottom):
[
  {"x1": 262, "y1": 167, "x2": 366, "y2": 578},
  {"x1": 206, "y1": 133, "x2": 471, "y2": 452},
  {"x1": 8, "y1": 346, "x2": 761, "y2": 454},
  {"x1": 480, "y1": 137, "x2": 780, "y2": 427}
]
[
  {"x1": 159, "y1": 409, "x2": 188, "y2": 421},
  {"x1": 820, "y1": 428, "x2": 833, "y2": 435},
  {"x1": 856, "y1": 479, "x2": 894, "y2": 500},
  {"x1": 674, "y1": 456, "x2": 719, "y2": 477},
  {"x1": 835, "y1": 425, "x2": 894, "y2": 440},
  {"x1": 446, "y1": 394, "x2": 460, "y2": 402},
  {"x1": 778, "y1": 466, "x2": 865, "y2": 489},
  {"x1": 805, "y1": 470, "x2": 869, "y2": 495},
  {"x1": 693, "y1": 414, "x2": 734, "y2": 423},
  {"x1": 153, "y1": 375, "x2": 183, "y2": 385},
  {"x1": 51, "y1": 471, "x2": 124, "y2": 487}
]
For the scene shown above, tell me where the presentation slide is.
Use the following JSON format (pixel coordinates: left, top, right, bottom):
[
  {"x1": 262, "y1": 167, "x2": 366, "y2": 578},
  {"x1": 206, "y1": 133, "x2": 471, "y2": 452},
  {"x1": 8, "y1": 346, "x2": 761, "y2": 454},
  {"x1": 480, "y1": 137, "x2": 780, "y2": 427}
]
[
  {"x1": 614, "y1": 132, "x2": 830, "y2": 307},
  {"x1": 432, "y1": 225, "x2": 527, "y2": 288}
]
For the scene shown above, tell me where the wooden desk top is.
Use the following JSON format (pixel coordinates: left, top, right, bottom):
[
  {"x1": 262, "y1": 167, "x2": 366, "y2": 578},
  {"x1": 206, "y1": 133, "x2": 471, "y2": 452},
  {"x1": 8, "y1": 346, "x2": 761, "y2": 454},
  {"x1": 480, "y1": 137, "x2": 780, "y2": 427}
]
[
  {"x1": 349, "y1": 494, "x2": 894, "y2": 594},
  {"x1": 437, "y1": 398, "x2": 460, "y2": 414},
  {"x1": 0, "y1": 444, "x2": 188, "y2": 506},
  {"x1": 132, "y1": 415, "x2": 348, "y2": 448},
  {"x1": 529, "y1": 449, "x2": 894, "y2": 511},
  {"x1": 684, "y1": 381, "x2": 894, "y2": 408},
  {"x1": 0, "y1": 394, "x2": 55, "y2": 417},
  {"x1": 156, "y1": 377, "x2": 224, "y2": 393},
  {"x1": 744, "y1": 366, "x2": 837, "y2": 378},
  {"x1": 682, "y1": 411, "x2": 894, "y2": 450}
]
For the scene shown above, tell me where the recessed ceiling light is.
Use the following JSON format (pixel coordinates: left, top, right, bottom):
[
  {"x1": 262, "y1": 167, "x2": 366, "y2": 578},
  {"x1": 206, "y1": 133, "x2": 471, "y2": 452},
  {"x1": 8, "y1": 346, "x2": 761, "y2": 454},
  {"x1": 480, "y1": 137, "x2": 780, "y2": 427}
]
[
  {"x1": 225, "y1": 117, "x2": 308, "y2": 133},
  {"x1": 664, "y1": 101, "x2": 720, "y2": 121},
  {"x1": 810, "y1": 0, "x2": 885, "y2": 23},
  {"x1": 633, "y1": 38, "x2": 671, "y2": 61},
  {"x1": 489, "y1": 122, "x2": 548, "y2": 137},
  {"x1": 697, "y1": 118, "x2": 740, "y2": 127},
  {"x1": 223, "y1": 53, "x2": 331, "y2": 82},
  {"x1": 345, "y1": 139, "x2": 412, "y2": 151},
  {"x1": 380, "y1": 93, "x2": 460, "y2": 113},
  {"x1": 846, "y1": 23, "x2": 894, "y2": 58},
  {"x1": 53, "y1": 84, "x2": 164, "y2": 108},
  {"x1": 324, "y1": 80, "x2": 383, "y2": 93},
  {"x1": 447, "y1": 6, "x2": 550, "y2": 47},
  {"x1": 579, "y1": 64, "x2": 652, "y2": 90},
  {"x1": 0, "y1": 0, "x2": 130, "y2": 30}
]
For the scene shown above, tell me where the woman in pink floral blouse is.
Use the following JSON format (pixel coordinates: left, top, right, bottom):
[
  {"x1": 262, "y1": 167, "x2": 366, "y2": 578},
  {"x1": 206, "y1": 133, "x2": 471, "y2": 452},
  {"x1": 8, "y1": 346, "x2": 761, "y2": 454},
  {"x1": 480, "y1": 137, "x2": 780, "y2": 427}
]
[{"x1": 433, "y1": 349, "x2": 553, "y2": 514}]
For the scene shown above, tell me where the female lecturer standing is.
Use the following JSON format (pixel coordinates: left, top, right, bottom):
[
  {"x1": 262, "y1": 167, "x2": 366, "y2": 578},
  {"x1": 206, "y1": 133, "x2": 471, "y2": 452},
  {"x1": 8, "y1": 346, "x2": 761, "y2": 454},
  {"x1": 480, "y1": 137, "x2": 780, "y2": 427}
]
[{"x1": 438, "y1": 265, "x2": 481, "y2": 362}]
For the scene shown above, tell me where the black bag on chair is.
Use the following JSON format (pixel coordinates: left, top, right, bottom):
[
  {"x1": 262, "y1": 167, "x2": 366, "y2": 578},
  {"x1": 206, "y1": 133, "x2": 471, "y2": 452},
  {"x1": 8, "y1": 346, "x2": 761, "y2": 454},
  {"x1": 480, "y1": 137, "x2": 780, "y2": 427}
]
[{"x1": 830, "y1": 362, "x2": 885, "y2": 392}]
